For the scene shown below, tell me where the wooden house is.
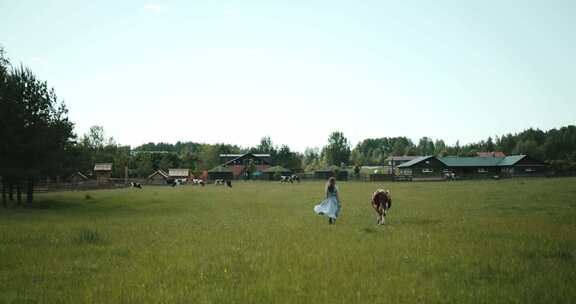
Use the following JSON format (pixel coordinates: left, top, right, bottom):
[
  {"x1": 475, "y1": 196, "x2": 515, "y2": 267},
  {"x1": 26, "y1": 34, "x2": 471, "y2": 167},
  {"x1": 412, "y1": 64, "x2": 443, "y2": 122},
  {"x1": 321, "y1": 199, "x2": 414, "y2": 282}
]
[
  {"x1": 495, "y1": 155, "x2": 547, "y2": 177},
  {"x1": 147, "y1": 170, "x2": 169, "y2": 185},
  {"x1": 168, "y1": 169, "x2": 190, "y2": 179},
  {"x1": 396, "y1": 156, "x2": 446, "y2": 181},
  {"x1": 397, "y1": 155, "x2": 547, "y2": 180},
  {"x1": 385, "y1": 156, "x2": 421, "y2": 170},
  {"x1": 219, "y1": 153, "x2": 272, "y2": 178},
  {"x1": 94, "y1": 163, "x2": 112, "y2": 184},
  {"x1": 208, "y1": 166, "x2": 233, "y2": 181},
  {"x1": 439, "y1": 156, "x2": 504, "y2": 179}
]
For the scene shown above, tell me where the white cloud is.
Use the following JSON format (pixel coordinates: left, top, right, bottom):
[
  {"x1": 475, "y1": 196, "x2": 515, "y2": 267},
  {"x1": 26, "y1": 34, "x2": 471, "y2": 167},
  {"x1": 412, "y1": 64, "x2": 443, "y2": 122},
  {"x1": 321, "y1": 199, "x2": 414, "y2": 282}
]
[{"x1": 143, "y1": 4, "x2": 161, "y2": 12}]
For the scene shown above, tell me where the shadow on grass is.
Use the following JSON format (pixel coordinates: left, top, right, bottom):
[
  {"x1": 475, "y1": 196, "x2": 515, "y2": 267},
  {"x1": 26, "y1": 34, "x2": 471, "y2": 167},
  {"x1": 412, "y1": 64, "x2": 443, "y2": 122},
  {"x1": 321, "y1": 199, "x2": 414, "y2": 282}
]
[
  {"x1": 30, "y1": 199, "x2": 84, "y2": 210},
  {"x1": 72, "y1": 229, "x2": 105, "y2": 245},
  {"x1": 523, "y1": 249, "x2": 574, "y2": 262},
  {"x1": 363, "y1": 227, "x2": 377, "y2": 233},
  {"x1": 0, "y1": 199, "x2": 84, "y2": 211}
]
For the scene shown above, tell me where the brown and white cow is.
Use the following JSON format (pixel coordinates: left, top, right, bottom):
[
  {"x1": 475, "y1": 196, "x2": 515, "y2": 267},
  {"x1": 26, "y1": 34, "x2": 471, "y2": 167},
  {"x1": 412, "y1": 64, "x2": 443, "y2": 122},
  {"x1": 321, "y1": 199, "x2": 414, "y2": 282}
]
[{"x1": 371, "y1": 189, "x2": 392, "y2": 225}]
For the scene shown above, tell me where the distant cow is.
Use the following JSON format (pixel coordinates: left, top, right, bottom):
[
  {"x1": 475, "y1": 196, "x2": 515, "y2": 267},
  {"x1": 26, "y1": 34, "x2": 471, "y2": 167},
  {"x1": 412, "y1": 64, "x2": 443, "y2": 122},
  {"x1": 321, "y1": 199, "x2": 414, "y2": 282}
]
[
  {"x1": 226, "y1": 180, "x2": 232, "y2": 188},
  {"x1": 192, "y1": 179, "x2": 205, "y2": 186},
  {"x1": 171, "y1": 179, "x2": 187, "y2": 187},
  {"x1": 280, "y1": 175, "x2": 300, "y2": 183},
  {"x1": 214, "y1": 179, "x2": 225, "y2": 185},
  {"x1": 130, "y1": 182, "x2": 142, "y2": 189}
]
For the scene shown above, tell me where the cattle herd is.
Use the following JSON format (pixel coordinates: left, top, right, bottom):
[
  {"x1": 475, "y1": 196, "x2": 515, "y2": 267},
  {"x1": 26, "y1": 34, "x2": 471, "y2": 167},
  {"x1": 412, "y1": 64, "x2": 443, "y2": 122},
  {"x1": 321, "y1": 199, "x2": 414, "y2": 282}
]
[
  {"x1": 280, "y1": 175, "x2": 300, "y2": 183},
  {"x1": 130, "y1": 175, "x2": 302, "y2": 189}
]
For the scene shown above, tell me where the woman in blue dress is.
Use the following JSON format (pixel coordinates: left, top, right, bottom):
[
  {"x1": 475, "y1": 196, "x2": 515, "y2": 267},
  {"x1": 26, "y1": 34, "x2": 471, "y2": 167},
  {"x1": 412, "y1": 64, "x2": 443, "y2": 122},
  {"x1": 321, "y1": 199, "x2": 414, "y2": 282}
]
[{"x1": 314, "y1": 177, "x2": 341, "y2": 225}]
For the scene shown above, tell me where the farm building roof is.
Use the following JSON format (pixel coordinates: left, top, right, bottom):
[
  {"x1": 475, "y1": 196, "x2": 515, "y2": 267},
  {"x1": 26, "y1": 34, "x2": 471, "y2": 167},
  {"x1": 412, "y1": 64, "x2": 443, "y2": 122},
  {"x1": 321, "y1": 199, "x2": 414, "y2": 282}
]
[
  {"x1": 222, "y1": 153, "x2": 272, "y2": 166},
  {"x1": 168, "y1": 168, "x2": 190, "y2": 177},
  {"x1": 385, "y1": 156, "x2": 421, "y2": 161},
  {"x1": 477, "y1": 151, "x2": 506, "y2": 157},
  {"x1": 439, "y1": 155, "x2": 528, "y2": 167},
  {"x1": 398, "y1": 155, "x2": 530, "y2": 168},
  {"x1": 439, "y1": 156, "x2": 504, "y2": 167},
  {"x1": 69, "y1": 172, "x2": 89, "y2": 180},
  {"x1": 94, "y1": 163, "x2": 112, "y2": 171},
  {"x1": 220, "y1": 154, "x2": 271, "y2": 158},
  {"x1": 209, "y1": 166, "x2": 232, "y2": 173},
  {"x1": 397, "y1": 156, "x2": 434, "y2": 168},
  {"x1": 263, "y1": 166, "x2": 291, "y2": 173},
  {"x1": 147, "y1": 170, "x2": 168, "y2": 179},
  {"x1": 497, "y1": 155, "x2": 527, "y2": 166}
]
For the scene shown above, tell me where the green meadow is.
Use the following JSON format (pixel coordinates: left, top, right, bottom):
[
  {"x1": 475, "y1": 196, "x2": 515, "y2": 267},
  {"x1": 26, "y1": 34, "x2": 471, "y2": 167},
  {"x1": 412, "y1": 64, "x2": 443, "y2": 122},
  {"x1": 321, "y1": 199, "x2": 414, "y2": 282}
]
[{"x1": 1, "y1": 178, "x2": 575, "y2": 303}]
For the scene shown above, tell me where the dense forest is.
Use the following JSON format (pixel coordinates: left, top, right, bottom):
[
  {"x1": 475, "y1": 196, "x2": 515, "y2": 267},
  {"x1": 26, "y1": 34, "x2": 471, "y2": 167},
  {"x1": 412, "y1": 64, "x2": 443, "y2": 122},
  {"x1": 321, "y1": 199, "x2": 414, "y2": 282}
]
[{"x1": 2, "y1": 45, "x2": 576, "y2": 206}]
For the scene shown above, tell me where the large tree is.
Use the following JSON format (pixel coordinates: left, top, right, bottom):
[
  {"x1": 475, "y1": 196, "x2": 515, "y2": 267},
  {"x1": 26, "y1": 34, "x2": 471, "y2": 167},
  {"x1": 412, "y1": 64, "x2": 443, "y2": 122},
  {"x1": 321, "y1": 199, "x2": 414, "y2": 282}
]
[
  {"x1": 0, "y1": 47, "x2": 9, "y2": 207},
  {"x1": 322, "y1": 131, "x2": 351, "y2": 167},
  {"x1": 256, "y1": 136, "x2": 275, "y2": 154},
  {"x1": 417, "y1": 137, "x2": 435, "y2": 155},
  {"x1": 0, "y1": 50, "x2": 74, "y2": 206},
  {"x1": 274, "y1": 145, "x2": 302, "y2": 171}
]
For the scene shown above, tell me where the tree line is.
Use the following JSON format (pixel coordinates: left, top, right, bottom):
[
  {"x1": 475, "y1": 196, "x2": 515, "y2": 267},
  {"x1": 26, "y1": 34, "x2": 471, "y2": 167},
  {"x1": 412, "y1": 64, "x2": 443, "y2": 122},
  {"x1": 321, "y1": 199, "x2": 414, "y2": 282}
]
[
  {"x1": 349, "y1": 127, "x2": 576, "y2": 169},
  {"x1": 1, "y1": 46, "x2": 575, "y2": 207}
]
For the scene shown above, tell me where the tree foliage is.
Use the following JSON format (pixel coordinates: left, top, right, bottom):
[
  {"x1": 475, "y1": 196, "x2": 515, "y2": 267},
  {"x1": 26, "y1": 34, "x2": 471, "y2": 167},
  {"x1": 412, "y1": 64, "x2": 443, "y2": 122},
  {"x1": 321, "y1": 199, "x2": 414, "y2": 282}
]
[
  {"x1": 322, "y1": 132, "x2": 351, "y2": 167},
  {"x1": 0, "y1": 48, "x2": 75, "y2": 206}
]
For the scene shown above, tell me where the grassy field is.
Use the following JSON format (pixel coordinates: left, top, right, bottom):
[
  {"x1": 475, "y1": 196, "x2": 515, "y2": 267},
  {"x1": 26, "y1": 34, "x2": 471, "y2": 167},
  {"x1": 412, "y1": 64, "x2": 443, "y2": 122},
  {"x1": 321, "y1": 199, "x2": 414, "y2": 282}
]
[{"x1": 1, "y1": 178, "x2": 575, "y2": 303}]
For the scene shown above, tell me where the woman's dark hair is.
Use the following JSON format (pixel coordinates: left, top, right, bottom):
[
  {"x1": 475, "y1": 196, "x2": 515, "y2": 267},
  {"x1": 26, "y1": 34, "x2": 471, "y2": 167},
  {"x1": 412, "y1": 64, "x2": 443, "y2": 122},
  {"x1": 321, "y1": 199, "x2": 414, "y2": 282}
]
[{"x1": 326, "y1": 177, "x2": 336, "y2": 193}]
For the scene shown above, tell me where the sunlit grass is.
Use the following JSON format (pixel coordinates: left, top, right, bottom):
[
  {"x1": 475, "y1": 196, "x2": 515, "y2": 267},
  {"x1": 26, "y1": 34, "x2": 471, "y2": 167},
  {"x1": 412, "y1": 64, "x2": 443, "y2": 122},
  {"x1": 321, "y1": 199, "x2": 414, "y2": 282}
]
[{"x1": 1, "y1": 178, "x2": 575, "y2": 303}]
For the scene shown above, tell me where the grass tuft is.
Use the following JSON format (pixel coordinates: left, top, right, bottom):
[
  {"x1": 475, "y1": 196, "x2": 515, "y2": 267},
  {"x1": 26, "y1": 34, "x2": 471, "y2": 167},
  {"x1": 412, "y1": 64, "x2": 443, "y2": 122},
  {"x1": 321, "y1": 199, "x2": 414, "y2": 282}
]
[{"x1": 72, "y1": 229, "x2": 104, "y2": 244}]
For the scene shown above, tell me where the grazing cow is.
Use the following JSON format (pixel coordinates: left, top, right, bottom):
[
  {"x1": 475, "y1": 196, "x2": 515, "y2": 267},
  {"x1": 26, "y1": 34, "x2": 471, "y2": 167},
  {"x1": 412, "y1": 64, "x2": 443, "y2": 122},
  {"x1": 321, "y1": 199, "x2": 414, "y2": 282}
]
[
  {"x1": 280, "y1": 175, "x2": 300, "y2": 183},
  {"x1": 130, "y1": 182, "x2": 142, "y2": 189},
  {"x1": 171, "y1": 178, "x2": 187, "y2": 187},
  {"x1": 371, "y1": 189, "x2": 392, "y2": 225},
  {"x1": 192, "y1": 179, "x2": 205, "y2": 186},
  {"x1": 214, "y1": 179, "x2": 225, "y2": 185}
]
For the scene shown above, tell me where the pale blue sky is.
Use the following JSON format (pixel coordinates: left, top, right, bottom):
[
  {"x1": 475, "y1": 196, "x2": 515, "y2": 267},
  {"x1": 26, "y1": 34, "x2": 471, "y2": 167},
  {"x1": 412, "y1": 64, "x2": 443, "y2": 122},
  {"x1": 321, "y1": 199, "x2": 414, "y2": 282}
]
[{"x1": 1, "y1": 0, "x2": 575, "y2": 151}]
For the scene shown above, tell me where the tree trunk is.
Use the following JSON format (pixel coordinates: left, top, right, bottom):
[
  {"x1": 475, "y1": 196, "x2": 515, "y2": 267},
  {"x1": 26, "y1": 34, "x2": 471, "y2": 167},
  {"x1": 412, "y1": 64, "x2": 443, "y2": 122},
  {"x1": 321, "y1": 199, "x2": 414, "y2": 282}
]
[
  {"x1": 27, "y1": 177, "x2": 34, "y2": 206},
  {"x1": 1, "y1": 179, "x2": 6, "y2": 208},
  {"x1": 8, "y1": 182, "x2": 14, "y2": 201},
  {"x1": 16, "y1": 182, "x2": 22, "y2": 206}
]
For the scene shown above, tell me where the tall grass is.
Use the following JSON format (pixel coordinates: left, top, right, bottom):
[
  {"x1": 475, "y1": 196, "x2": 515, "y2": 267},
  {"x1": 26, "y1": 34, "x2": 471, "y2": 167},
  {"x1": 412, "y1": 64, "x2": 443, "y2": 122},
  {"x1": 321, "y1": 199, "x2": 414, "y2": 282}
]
[{"x1": 0, "y1": 178, "x2": 575, "y2": 303}]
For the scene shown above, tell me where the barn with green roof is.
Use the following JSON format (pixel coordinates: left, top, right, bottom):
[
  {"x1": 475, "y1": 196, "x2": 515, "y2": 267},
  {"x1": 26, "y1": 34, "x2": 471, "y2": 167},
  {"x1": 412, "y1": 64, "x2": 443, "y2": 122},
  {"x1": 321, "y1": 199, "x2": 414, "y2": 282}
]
[{"x1": 397, "y1": 155, "x2": 547, "y2": 180}]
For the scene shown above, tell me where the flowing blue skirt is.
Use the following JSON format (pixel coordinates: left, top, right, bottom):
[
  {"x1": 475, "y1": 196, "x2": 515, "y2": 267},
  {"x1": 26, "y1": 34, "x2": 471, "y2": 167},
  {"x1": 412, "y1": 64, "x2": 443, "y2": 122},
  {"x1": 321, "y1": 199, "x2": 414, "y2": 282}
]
[{"x1": 314, "y1": 196, "x2": 340, "y2": 219}]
